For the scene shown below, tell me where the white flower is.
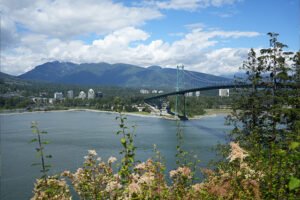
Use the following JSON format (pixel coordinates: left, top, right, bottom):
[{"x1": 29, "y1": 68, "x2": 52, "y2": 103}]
[
  {"x1": 192, "y1": 183, "x2": 204, "y2": 192},
  {"x1": 105, "y1": 181, "x2": 122, "y2": 192},
  {"x1": 131, "y1": 173, "x2": 140, "y2": 182},
  {"x1": 135, "y1": 162, "x2": 146, "y2": 170},
  {"x1": 178, "y1": 167, "x2": 191, "y2": 178},
  {"x1": 128, "y1": 182, "x2": 141, "y2": 194},
  {"x1": 108, "y1": 156, "x2": 117, "y2": 164},
  {"x1": 138, "y1": 173, "x2": 155, "y2": 185},
  {"x1": 88, "y1": 149, "x2": 97, "y2": 156},
  {"x1": 169, "y1": 170, "x2": 178, "y2": 178},
  {"x1": 96, "y1": 157, "x2": 102, "y2": 162},
  {"x1": 227, "y1": 142, "x2": 248, "y2": 162}
]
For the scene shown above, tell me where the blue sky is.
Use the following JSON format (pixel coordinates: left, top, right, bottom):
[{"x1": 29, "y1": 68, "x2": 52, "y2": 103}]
[{"x1": 1, "y1": 0, "x2": 299, "y2": 76}]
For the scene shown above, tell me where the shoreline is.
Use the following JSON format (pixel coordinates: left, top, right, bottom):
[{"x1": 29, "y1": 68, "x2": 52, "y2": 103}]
[{"x1": 0, "y1": 108, "x2": 231, "y2": 120}]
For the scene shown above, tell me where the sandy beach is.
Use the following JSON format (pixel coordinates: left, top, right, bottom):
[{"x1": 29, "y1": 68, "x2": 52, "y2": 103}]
[{"x1": 0, "y1": 108, "x2": 231, "y2": 120}]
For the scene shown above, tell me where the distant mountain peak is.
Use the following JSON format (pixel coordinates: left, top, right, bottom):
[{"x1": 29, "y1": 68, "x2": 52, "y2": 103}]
[
  {"x1": 18, "y1": 62, "x2": 231, "y2": 88},
  {"x1": 147, "y1": 65, "x2": 162, "y2": 70}
]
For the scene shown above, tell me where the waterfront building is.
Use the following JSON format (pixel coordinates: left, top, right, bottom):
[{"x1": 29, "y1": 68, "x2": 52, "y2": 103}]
[
  {"x1": 88, "y1": 89, "x2": 95, "y2": 99},
  {"x1": 158, "y1": 90, "x2": 164, "y2": 94},
  {"x1": 140, "y1": 89, "x2": 149, "y2": 94},
  {"x1": 219, "y1": 89, "x2": 229, "y2": 97},
  {"x1": 78, "y1": 91, "x2": 86, "y2": 99},
  {"x1": 185, "y1": 92, "x2": 193, "y2": 97},
  {"x1": 152, "y1": 90, "x2": 158, "y2": 94},
  {"x1": 54, "y1": 92, "x2": 63, "y2": 100},
  {"x1": 195, "y1": 91, "x2": 200, "y2": 97},
  {"x1": 67, "y1": 90, "x2": 74, "y2": 99}
]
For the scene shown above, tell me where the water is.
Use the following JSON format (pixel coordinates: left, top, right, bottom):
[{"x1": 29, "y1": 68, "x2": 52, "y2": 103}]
[{"x1": 0, "y1": 111, "x2": 231, "y2": 200}]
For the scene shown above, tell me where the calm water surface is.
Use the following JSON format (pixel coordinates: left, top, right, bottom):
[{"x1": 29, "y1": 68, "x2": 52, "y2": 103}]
[{"x1": 0, "y1": 111, "x2": 231, "y2": 199}]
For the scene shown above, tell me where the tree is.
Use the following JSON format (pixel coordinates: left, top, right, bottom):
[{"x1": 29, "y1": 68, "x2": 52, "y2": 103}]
[{"x1": 227, "y1": 33, "x2": 300, "y2": 198}]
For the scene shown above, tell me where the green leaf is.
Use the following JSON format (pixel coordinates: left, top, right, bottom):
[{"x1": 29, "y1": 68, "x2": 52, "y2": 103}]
[
  {"x1": 31, "y1": 163, "x2": 41, "y2": 166},
  {"x1": 129, "y1": 157, "x2": 134, "y2": 163},
  {"x1": 289, "y1": 177, "x2": 300, "y2": 191},
  {"x1": 40, "y1": 131, "x2": 47, "y2": 134},
  {"x1": 42, "y1": 141, "x2": 50, "y2": 145},
  {"x1": 277, "y1": 149, "x2": 286, "y2": 156},
  {"x1": 46, "y1": 155, "x2": 52, "y2": 158},
  {"x1": 29, "y1": 138, "x2": 38, "y2": 143},
  {"x1": 289, "y1": 142, "x2": 300, "y2": 150},
  {"x1": 121, "y1": 138, "x2": 126, "y2": 144},
  {"x1": 116, "y1": 130, "x2": 122, "y2": 135}
]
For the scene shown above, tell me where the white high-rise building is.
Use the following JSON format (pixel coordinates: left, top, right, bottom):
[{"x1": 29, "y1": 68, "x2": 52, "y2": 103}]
[
  {"x1": 67, "y1": 90, "x2": 74, "y2": 99},
  {"x1": 54, "y1": 92, "x2": 63, "y2": 100},
  {"x1": 219, "y1": 89, "x2": 229, "y2": 97},
  {"x1": 88, "y1": 89, "x2": 95, "y2": 99},
  {"x1": 78, "y1": 91, "x2": 86, "y2": 99},
  {"x1": 195, "y1": 91, "x2": 200, "y2": 97},
  {"x1": 140, "y1": 89, "x2": 149, "y2": 94},
  {"x1": 185, "y1": 92, "x2": 193, "y2": 97}
]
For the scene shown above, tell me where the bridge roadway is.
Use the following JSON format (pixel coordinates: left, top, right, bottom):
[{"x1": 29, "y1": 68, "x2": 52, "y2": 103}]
[{"x1": 145, "y1": 84, "x2": 252, "y2": 101}]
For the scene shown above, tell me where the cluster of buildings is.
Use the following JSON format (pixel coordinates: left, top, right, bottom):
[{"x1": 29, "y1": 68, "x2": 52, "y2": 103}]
[
  {"x1": 185, "y1": 89, "x2": 229, "y2": 97},
  {"x1": 31, "y1": 89, "x2": 103, "y2": 104},
  {"x1": 140, "y1": 88, "x2": 229, "y2": 97},
  {"x1": 54, "y1": 89, "x2": 103, "y2": 100},
  {"x1": 140, "y1": 89, "x2": 164, "y2": 94},
  {"x1": 218, "y1": 89, "x2": 230, "y2": 97}
]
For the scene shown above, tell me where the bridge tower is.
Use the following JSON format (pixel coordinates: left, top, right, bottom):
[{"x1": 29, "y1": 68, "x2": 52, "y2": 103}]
[{"x1": 175, "y1": 65, "x2": 185, "y2": 117}]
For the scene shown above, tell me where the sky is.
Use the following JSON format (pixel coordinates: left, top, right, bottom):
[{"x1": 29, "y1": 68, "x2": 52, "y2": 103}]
[{"x1": 0, "y1": 0, "x2": 299, "y2": 76}]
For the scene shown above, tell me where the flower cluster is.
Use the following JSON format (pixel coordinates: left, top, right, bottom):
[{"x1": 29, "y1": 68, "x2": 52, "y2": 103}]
[
  {"x1": 32, "y1": 147, "x2": 262, "y2": 200},
  {"x1": 227, "y1": 142, "x2": 249, "y2": 162},
  {"x1": 31, "y1": 177, "x2": 71, "y2": 200}
]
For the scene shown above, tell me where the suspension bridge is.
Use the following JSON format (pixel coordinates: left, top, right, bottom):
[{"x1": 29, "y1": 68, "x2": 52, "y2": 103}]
[{"x1": 145, "y1": 65, "x2": 251, "y2": 119}]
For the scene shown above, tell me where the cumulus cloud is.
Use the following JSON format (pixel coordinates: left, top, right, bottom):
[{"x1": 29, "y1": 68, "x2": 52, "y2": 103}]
[
  {"x1": 1, "y1": 26, "x2": 259, "y2": 75},
  {"x1": 1, "y1": 0, "x2": 162, "y2": 39},
  {"x1": 0, "y1": 0, "x2": 258, "y2": 76}
]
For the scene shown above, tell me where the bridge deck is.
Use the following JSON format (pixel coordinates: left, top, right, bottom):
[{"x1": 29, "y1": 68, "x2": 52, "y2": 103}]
[{"x1": 145, "y1": 84, "x2": 252, "y2": 100}]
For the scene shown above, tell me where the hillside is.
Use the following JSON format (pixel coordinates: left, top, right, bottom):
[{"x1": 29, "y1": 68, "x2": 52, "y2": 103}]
[
  {"x1": 0, "y1": 71, "x2": 30, "y2": 85},
  {"x1": 19, "y1": 61, "x2": 231, "y2": 89}
]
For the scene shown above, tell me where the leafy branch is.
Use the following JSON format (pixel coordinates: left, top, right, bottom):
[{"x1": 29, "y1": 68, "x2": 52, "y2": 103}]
[{"x1": 30, "y1": 121, "x2": 52, "y2": 180}]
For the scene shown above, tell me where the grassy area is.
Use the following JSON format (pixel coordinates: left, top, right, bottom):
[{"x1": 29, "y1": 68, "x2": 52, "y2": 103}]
[
  {"x1": 127, "y1": 111, "x2": 151, "y2": 115},
  {"x1": 204, "y1": 108, "x2": 232, "y2": 115}
]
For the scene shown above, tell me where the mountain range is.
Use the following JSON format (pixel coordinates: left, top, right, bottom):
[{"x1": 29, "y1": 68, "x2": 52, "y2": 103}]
[{"x1": 17, "y1": 61, "x2": 231, "y2": 89}]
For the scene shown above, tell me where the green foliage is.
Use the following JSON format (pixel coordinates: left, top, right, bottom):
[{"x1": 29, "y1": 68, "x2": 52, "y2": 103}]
[
  {"x1": 0, "y1": 96, "x2": 33, "y2": 109},
  {"x1": 289, "y1": 177, "x2": 300, "y2": 191},
  {"x1": 115, "y1": 113, "x2": 137, "y2": 184},
  {"x1": 225, "y1": 33, "x2": 300, "y2": 199}
]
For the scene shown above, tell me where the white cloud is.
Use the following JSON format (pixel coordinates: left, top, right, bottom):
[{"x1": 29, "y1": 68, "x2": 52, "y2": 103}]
[
  {"x1": 92, "y1": 27, "x2": 149, "y2": 47},
  {"x1": 141, "y1": 0, "x2": 242, "y2": 11},
  {"x1": 1, "y1": 26, "x2": 259, "y2": 76},
  {"x1": 1, "y1": 0, "x2": 162, "y2": 39},
  {"x1": 197, "y1": 48, "x2": 250, "y2": 74},
  {"x1": 0, "y1": 7, "x2": 19, "y2": 49},
  {"x1": 0, "y1": 0, "x2": 258, "y2": 76}
]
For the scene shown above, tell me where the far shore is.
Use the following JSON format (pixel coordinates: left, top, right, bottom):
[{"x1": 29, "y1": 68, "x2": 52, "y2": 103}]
[{"x1": 0, "y1": 108, "x2": 232, "y2": 120}]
